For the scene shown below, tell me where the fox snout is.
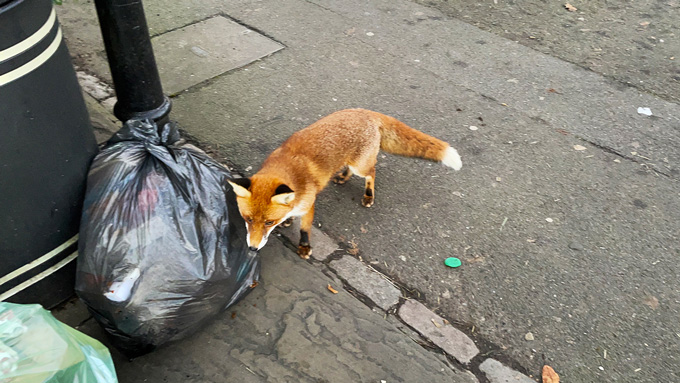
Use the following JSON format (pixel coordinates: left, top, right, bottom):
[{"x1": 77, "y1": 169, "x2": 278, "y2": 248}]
[
  {"x1": 245, "y1": 223, "x2": 273, "y2": 252},
  {"x1": 244, "y1": 215, "x2": 285, "y2": 252}
]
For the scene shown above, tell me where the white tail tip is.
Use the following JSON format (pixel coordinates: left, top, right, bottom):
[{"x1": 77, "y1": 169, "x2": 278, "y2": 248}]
[{"x1": 442, "y1": 146, "x2": 462, "y2": 170}]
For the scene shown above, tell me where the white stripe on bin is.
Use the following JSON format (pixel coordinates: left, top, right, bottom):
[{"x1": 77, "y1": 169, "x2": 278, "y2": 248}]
[
  {"x1": 0, "y1": 251, "x2": 78, "y2": 302},
  {"x1": 0, "y1": 234, "x2": 78, "y2": 287},
  {"x1": 0, "y1": 27, "x2": 63, "y2": 87},
  {"x1": 0, "y1": 8, "x2": 57, "y2": 62}
]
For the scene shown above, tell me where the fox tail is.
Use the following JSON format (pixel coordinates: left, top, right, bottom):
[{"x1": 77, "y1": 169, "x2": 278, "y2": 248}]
[{"x1": 376, "y1": 113, "x2": 462, "y2": 170}]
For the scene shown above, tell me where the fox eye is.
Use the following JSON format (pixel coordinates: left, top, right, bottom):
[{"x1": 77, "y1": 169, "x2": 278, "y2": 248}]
[
  {"x1": 265, "y1": 220, "x2": 275, "y2": 226},
  {"x1": 245, "y1": 217, "x2": 253, "y2": 224}
]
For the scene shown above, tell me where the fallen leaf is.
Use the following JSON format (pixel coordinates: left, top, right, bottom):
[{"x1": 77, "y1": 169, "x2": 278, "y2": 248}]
[
  {"x1": 639, "y1": 21, "x2": 650, "y2": 27},
  {"x1": 348, "y1": 240, "x2": 360, "y2": 256},
  {"x1": 556, "y1": 128, "x2": 569, "y2": 135},
  {"x1": 327, "y1": 284, "x2": 339, "y2": 294},
  {"x1": 565, "y1": 3, "x2": 577, "y2": 11},
  {"x1": 643, "y1": 296, "x2": 659, "y2": 310},
  {"x1": 542, "y1": 365, "x2": 560, "y2": 383},
  {"x1": 431, "y1": 318, "x2": 442, "y2": 328},
  {"x1": 231, "y1": 311, "x2": 237, "y2": 319},
  {"x1": 527, "y1": 239, "x2": 537, "y2": 243},
  {"x1": 573, "y1": 145, "x2": 587, "y2": 151},
  {"x1": 442, "y1": 319, "x2": 450, "y2": 325},
  {"x1": 360, "y1": 224, "x2": 368, "y2": 233},
  {"x1": 250, "y1": 281, "x2": 259, "y2": 288},
  {"x1": 548, "y1": 88, "x2": 559, "y2": 93},
  {"x1": 525, "y1": 332, "x2": 535, "y2": 341}
]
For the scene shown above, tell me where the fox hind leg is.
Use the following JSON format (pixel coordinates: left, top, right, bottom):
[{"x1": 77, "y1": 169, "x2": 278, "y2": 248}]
[
  {"x1": 332, "y1": 166, "x2": 353, "y2": 184},
  {"x1": 360, "y1": 168, "x2": 376, "y2": 208},
  {"x1": 349, "y1": 163, "x2": 377, "y2": 208},
  {"x1": 349, "y1": 143, "x2": 379, "y2": 208}
]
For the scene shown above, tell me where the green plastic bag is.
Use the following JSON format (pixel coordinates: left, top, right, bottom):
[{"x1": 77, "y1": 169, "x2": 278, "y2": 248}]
[{"x1": 0, "y1": 302, "x2": 117, "y2": 382}]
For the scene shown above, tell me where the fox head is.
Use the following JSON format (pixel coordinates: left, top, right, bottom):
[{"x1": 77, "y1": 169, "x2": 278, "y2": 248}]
[{"x1": 228, "y1": 176, "x2": 296, "y2": 251}]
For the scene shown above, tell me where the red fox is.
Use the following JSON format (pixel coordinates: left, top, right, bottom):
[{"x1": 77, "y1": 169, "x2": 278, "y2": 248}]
[{"x1": 228, "y1": 109, "x2": 462, "y2": 259}]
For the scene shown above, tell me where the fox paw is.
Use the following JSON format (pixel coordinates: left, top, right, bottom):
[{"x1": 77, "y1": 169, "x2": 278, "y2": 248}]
[
  {"x1": 281, "y1": 217, "x2": 293, "y2": 228},
  {"x1": 332, "y1": 168, "x2": 352, "y2": 184},
  {"x1": 361, "y1": 195, "x2": 374, "y2": 208},
  {"x1": 297, "y1": 244, "x2": 312, "y2": 259},
  {"x1": 332, "y1": 175, "x2": 351, "y2": 184}
]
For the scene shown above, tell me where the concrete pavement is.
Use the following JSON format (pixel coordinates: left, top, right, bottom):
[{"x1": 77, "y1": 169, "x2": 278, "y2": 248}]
[{"x1": 56, "y1": 0, "x2": 680, "y2": 381}]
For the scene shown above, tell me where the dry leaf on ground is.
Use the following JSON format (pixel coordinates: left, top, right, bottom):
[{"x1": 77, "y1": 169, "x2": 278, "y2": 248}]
[
  {"x1": 348, "y1": 239, "x2": 360, "y2": 255},
  {"x1": 327, "y1": 284, "x2": 339, "y2": 294},
  {"x1": 565, "y1": 3, "x2": 577, "y2": 11},
  {"x1": 250, "y1": 281, "x2": 259, "y2": 288},
  {"x1": 643, "y1": 295, "x2": 659, "y2": 310},
  {"x1": 573, "y1": 145, "x2": 587, "y2": 151},
  {"x1": 542, "y1": 365, "x2": 560, "y2": 383}
]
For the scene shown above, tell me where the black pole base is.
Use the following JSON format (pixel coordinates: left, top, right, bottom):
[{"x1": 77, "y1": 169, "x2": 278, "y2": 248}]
[{"x1": 114, "y1": 95, "x2": 172, "y2": 125}]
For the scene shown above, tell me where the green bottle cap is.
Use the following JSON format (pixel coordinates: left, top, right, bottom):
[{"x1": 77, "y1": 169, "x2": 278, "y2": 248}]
[{"x1": 444, "y1": 257, "x2": 462, "y2": 268}]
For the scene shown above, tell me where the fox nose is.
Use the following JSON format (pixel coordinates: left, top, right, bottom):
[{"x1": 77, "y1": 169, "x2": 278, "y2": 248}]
[{"x1": 248, "y1": 246, "x2": 258, "y2": 252}]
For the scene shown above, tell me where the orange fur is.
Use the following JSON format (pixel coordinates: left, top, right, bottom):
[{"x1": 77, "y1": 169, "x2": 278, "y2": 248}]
[{"x1": 228, "y1": 109, "x2": 461, "y2": 258}]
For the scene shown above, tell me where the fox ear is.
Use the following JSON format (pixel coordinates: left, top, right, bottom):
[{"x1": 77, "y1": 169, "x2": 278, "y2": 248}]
[
  {"x1": 271, "y1": 193, "x2": 295, "y2": 205},
  {"x1": 271, "y1": 184, "x2": 295, "y2": 205},
  {"x1": 228, "y1": 178, "x2": 251, "y2": 198}
]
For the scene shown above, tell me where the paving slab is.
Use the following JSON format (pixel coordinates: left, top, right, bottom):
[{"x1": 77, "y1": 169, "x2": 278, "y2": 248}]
[
  {"x1": 330, "y1": 256, "x2": 402, "y2": 311},
  {"x1": 479, "y1": 359, "x2": 536, "y2": 383},
  {"x1": 74, "y1": 239, "x2": 477, "y2": 383},
  {"x1": 151, "y1": 16, "x2": 284, "y2": 95},
  {"x1": 399, "y1": 300, "x2": 479, "y2": 364}
]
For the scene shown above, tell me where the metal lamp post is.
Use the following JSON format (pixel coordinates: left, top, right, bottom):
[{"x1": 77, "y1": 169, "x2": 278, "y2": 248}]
[{"x1": 93, "y1": 0, "x2": 171, "y2": 124}]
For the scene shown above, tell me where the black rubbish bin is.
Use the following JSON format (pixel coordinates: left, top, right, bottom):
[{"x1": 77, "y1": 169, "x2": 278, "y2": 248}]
[{"x1": 0, "y1": 0, "x2": 97, "y2": 308}]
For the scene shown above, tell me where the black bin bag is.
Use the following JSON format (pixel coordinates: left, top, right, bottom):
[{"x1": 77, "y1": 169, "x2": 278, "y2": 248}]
[{"x1": 75, "y1": 120, "x2": 258, "y2": 357}]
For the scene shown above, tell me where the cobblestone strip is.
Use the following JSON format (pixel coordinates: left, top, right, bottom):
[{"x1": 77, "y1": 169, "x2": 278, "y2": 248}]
[
  {"x1": 398, "y1": 300, "x2": 480, "y2": 364},
  {"x1": 329, "y1": 256, "x2": 401, "y2": 311},
  {"x1": 479, "y1": 359, "x2": 536, "y2": 383}
]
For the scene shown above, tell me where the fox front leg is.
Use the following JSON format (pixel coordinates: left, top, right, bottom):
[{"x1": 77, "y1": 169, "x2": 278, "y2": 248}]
[{"x1": 298, "y1": 204, "x2": 314, "y2": 259}]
